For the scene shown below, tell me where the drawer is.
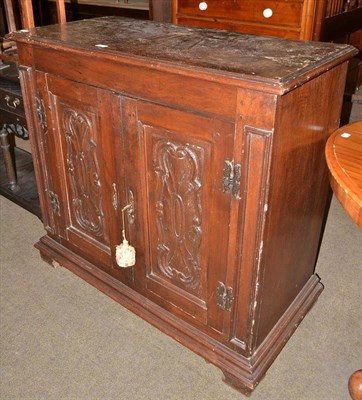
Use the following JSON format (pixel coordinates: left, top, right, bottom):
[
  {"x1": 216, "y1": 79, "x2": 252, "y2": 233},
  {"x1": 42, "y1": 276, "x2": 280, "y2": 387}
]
[
  {"x1": 0, "y1": 88, "x2": 25, "y2": 118},
  {"x1": 177, "y1": 0, "x2": 304, "y2": 28},
  {"x1": 176, "y1": 17, "x2": 302, "y2": 39}
]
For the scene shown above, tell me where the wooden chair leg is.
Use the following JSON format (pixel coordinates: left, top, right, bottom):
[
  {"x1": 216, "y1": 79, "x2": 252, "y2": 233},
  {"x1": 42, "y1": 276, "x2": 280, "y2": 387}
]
[
  {"x1": 349, "y1": 370, "x2": 362, "y2": 400},
  {"x1": 0, "y1": 127, "x2": 18, "y2": 191}
]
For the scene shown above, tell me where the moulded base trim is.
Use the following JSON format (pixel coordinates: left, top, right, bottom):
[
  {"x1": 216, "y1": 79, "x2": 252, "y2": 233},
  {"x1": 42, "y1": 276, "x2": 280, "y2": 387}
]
[{"x1": 35, "y1": 235, "x2": 323, "y2": 395}]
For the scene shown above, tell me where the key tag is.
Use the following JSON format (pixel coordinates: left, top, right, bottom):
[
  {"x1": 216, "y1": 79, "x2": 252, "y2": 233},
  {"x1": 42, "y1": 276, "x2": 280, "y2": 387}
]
[{"x1": 115, "y1": 203, "x2": 136, "y2": 268}]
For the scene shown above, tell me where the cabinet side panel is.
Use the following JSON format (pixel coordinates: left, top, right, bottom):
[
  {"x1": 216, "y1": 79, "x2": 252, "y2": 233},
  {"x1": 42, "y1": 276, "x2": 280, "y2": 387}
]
[{"x1": 255, "y1": 63, "x2": 348, "y2": 348}]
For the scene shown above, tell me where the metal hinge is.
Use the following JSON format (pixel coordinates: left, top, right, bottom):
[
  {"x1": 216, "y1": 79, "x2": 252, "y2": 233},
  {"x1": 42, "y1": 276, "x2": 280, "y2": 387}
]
[
  {"x1": 222, "y1": 160, "x2": 241, "y2": 198},
  {"x1": 217, "y1": 281, "x2": 234, "y2": 312}
]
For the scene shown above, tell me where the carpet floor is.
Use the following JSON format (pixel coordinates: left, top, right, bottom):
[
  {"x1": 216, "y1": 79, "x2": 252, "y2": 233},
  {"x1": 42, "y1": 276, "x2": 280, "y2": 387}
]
[{"x1": 0, "y1": 193, "x2": 361, "y2": 400}]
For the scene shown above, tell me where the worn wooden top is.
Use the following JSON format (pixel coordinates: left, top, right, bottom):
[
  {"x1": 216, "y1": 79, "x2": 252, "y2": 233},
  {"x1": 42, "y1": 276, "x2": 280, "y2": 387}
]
[
  {"x1": 9, "y1": 16, "x2": 357, "y2": 91},
  {"x1": 325, "y1": 121, "x2": 362, "y2": 228}
]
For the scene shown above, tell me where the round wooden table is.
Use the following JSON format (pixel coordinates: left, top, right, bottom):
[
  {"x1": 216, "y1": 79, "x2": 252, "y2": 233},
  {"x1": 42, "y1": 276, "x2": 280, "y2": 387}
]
[
  {"x1": 325, "y1": 120, "x2": 362, "y2": 229},
  {"x1": 325, "y1": 121, "x2": 362, "y2": 400}
]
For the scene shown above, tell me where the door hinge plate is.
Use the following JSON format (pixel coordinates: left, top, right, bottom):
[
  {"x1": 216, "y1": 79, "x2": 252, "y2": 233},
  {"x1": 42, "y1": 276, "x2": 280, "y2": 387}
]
[
  {"x1": 217, "y1": 281, "x2": 234, "y2": 312},
  {"x1": 222, "y1": 160, "x2": 241, "y2": 198}
]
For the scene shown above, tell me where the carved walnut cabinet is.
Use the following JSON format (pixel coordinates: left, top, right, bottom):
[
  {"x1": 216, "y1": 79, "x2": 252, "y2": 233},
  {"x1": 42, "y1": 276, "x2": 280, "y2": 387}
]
[{"x1": 10, "y1": 17, "x2": 357, "y2": 395}]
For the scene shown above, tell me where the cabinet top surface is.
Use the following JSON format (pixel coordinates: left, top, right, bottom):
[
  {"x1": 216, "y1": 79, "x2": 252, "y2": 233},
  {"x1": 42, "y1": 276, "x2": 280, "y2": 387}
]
[{"x1": 10, "y1": 17, "x2": 357, "y2": 89}]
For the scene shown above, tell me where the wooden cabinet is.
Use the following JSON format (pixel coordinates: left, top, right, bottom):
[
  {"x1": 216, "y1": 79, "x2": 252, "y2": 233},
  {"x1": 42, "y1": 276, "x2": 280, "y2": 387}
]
[
  {"x1": 173, "y1": 0, "x2": 320, "y2": 39},
  {"x1": 172, "y1": 0, "x2": 362, "y2": 41},
  {"x1": 10, "y1": 17, "x2": 357, "y2": 395}
]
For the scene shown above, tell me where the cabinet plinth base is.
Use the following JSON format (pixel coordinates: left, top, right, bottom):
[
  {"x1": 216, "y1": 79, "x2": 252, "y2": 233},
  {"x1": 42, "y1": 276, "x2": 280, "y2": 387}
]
[
  {"x1": 222, "y1": 371, "x2": 254, "y2": 396},
  {"x1": 35, "y1": 235, "x2": 323, "y2": 395}
]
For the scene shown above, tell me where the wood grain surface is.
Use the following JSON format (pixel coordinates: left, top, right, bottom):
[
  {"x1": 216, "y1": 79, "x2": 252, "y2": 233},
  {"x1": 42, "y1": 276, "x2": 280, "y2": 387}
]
[{"x1": 326, "y1": 121, "x2": 362, "y2": 228}]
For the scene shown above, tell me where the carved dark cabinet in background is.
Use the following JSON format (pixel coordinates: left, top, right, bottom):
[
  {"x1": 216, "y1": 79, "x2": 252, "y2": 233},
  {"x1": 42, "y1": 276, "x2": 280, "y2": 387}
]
[
  {"x1": 10, "y1": 17, "x2": 357, "y2": 395},
  {"x1": 45, "y1": 0, "x2": 172, "y2": 23}
]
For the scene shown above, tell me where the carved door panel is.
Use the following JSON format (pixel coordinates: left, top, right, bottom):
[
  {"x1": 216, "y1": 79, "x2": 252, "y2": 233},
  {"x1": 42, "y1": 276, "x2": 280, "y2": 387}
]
[
  {"x1": 118, "y1": 97, "x2": 235, "y2": 333},
  {"x1": 39, "y1": 74, "x2": 118, "y2": 270}
]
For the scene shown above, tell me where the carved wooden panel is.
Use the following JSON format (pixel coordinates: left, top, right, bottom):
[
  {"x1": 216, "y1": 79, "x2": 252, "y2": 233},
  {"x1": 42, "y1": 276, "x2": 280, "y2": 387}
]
[
  {"x1": 138, "y1": 123, "x2": 210, "y2": 322},
  {"x1": 62, "y1": 107, "x2": 105, "y2": 239},
  {"x1": 152, "y1": 135, "x2": 204, "y2": 296},
  {"x1": 54, "y1": 99, "x2": 109, "y2": 249}
]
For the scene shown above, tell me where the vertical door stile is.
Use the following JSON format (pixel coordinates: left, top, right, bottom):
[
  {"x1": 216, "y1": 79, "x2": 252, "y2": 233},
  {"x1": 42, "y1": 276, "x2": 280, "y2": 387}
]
[
  {"x1": 113, "y1": 96, "x2": 148, "y2": 288},
  {"x1": 35, "y1": 71, "x2": 65, "y2": 237},
  {"x1": 230, "y1": 88, "x2": 277, "y2": 354},
  {"x1": 46, "y1": 73, "x2": 70, "y2": 239},
  {"x1": 134, "y1": 100, "x2": 152, "y2": 291},
  {"x1": 96, "y1": 88, "x2": 121, "y2": 263},
  {"x1": 222, "y1": 89, "x2": 247, "y2": 341},
  {"x1": 109, "y1": 94, "x2": 124, "y2": 266}
]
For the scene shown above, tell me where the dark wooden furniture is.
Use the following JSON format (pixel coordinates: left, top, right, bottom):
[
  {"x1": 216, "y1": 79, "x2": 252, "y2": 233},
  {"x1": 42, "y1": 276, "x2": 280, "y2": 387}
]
[
  {"x1": 0, "y1": 62, "x2": 27, "y2": 190},
  {"x1": 172, "y1": 0, "x2": 362, "y2": 43},
  {"x1": 326, "y1": 121, "x2": 362, "y2": 228},
  {"x1": 0, "y1": 62, "x2": 40, "y2": 216},
  {"x1": 45, "y1": 0, "x2": 172, "y2": 23},
  {"x1": 0, "y1": 145, "x2": 41, "y2": 216},
  {"x1": 150, "y1": 0, "x2": 172, "y2": 21},
  {"x1": 0, "y1": 0, "x2": 65, "y2": 217},
  {"x1": 45, "y1": 1, "x2": 149, "y2": 23},
  {"x1": 9, "y1": 17, "x2": 357, "y2": 395}
]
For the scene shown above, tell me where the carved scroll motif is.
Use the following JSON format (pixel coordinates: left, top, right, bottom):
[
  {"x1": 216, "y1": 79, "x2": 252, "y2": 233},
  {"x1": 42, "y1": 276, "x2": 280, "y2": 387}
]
[
  {"x1": 153, "y1": 138, "x2": 203, "y2": 294},
  {"x1": 36, "y1": 96, "x2": 47, "y2": 130},
  {"x1": 63, "y1": 108, "x2": 104, "y2": 237}
]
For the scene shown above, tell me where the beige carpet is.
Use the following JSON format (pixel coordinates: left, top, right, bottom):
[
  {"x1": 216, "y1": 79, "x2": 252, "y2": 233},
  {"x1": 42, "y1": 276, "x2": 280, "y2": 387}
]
[{"x1": 0, "y1": 189, "x2": 361, "y2": 400}]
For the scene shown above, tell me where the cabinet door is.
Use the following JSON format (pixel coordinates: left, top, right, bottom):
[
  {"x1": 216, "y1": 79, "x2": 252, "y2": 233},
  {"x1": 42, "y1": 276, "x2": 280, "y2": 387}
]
[
  {"x1": 117, "y1": 97, "x2": 235, "y2": 333},
  {"x1": 36, "y1": 73, "x2": 118, "y2": 270}
]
